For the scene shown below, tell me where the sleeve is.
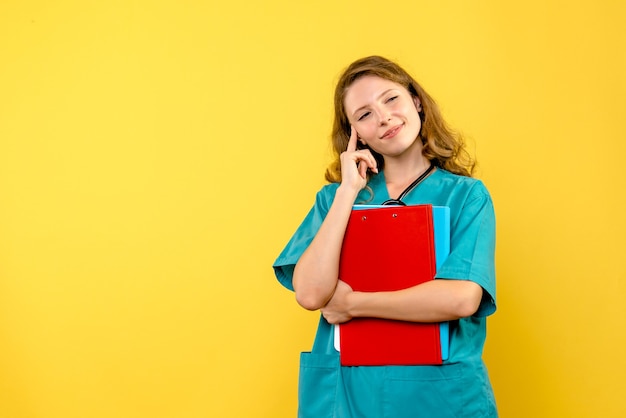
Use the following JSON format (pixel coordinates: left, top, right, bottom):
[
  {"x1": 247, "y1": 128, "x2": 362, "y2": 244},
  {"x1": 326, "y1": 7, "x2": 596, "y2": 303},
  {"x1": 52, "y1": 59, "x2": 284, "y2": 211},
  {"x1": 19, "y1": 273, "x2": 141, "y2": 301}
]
[
  {"x1": 272, "y1": 185, "x2": 337, "y2": 291},
  {"x1": 435, "y1": 181, "x2": 497, "y2": 317}
]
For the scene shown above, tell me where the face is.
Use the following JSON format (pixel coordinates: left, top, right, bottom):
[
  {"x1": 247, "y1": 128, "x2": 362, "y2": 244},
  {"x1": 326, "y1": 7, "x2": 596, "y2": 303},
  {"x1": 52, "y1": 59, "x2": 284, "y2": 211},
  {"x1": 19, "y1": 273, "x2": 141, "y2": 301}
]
[{"x1": 344, "y1": 76, "x2": 423, "y2": 159}]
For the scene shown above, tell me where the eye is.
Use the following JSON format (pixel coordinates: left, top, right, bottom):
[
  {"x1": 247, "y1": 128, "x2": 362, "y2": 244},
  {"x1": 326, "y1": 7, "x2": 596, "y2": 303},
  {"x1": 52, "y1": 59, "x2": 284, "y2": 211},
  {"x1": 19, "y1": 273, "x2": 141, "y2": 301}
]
[
  {"x1": 357, "y1": 111, "x2": 371, "y2": 121},
  {"x1": 386, "y1": 95, "x2": 399, "y2": 103}
]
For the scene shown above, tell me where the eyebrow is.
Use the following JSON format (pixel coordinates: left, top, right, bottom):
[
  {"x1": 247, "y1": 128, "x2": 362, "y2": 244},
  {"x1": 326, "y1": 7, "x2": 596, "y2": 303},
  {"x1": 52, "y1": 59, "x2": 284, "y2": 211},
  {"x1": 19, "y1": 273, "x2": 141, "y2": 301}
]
[{"x1": 350, "y1": 89, "x2": 398, "y2": 118}]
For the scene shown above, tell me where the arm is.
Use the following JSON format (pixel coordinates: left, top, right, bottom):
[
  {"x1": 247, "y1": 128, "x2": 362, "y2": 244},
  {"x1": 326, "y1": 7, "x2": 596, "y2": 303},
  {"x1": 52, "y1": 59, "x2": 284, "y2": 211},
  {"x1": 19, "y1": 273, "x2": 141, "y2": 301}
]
[
  {"x1": 321, "y1": 279, "x2": 483, "y2": 324},
  {"x1": 293, "y1": 128, "x2": 377, "y2": 310},
  {"x1": 320, "y1": 180, "x2": 496, "y2": 324},
  {"x1": 292, "y1": 186, "x2": 357, "y2": 310}
]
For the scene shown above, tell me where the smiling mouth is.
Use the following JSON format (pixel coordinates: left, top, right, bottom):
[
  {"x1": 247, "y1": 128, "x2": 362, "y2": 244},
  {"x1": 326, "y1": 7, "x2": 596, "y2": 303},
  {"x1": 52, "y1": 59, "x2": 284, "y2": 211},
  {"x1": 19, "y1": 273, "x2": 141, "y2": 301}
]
[{"x1": 381, "y1": 124, "x2": 403, "y2": 139}]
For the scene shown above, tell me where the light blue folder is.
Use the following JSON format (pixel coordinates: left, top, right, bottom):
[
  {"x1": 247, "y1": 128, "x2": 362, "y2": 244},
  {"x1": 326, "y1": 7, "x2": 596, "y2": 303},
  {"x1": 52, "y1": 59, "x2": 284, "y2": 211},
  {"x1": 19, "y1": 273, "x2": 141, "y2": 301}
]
[
  {"x1": 432, "y1": 206, "x2": 450, "y2": 361},
  {"x1": 334, "y1": 204, "x2": 451, "y2": 361}
]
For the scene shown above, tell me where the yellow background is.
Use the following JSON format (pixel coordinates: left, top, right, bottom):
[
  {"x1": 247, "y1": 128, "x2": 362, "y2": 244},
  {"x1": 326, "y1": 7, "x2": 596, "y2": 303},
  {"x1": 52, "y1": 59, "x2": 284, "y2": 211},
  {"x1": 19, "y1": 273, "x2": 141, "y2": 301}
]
[{"x1": 1, "y1": 1, "x2": 624, "y2": 417}]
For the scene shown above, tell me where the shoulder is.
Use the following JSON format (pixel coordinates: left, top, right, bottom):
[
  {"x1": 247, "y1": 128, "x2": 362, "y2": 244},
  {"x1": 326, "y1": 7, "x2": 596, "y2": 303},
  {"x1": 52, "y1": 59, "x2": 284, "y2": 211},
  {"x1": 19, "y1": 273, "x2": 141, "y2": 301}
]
[
  {"x1": 434, "y1": 169, "x2": 492, "y2": 203},
  {"x1": 313, "y1": 182, "x2": 340, "y2": 212}
]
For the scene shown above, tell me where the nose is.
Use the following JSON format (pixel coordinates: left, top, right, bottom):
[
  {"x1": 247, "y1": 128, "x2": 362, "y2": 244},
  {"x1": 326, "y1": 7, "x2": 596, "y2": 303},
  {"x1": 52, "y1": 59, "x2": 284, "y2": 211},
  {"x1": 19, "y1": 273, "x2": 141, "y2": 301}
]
[{"x1": 377, "y1": 109, "x2": 391, "y2": 125}]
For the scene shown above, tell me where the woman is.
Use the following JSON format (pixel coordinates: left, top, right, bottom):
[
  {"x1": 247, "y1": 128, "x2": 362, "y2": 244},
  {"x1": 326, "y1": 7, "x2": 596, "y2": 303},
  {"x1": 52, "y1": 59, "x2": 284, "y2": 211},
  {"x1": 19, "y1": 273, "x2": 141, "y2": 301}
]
[{"x1": 273, "y1": 56, "x2": 497, "y2": 417}]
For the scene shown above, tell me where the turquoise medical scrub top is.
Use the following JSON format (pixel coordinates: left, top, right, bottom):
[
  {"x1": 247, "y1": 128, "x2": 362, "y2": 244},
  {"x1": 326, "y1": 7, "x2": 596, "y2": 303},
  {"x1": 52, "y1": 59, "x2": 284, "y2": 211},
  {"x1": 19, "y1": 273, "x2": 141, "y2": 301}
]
[{"x1": 274, "y1": 168, "x2": 498, "y2": 418}]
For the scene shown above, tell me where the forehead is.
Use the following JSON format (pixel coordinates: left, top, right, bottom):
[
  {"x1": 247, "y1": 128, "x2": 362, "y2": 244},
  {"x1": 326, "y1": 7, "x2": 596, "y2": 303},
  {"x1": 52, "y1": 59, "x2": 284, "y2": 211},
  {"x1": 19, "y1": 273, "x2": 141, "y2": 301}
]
[{"x1": 344, "y1": 76, "x2": 407, "y2": 111}]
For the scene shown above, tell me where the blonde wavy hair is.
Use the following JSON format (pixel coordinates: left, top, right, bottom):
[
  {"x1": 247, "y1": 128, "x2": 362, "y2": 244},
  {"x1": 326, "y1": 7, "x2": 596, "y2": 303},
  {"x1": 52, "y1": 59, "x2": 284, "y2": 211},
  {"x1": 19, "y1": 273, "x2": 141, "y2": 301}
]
[{"x1": 325, "y1": 56, "x2": 476, "y2": 183}]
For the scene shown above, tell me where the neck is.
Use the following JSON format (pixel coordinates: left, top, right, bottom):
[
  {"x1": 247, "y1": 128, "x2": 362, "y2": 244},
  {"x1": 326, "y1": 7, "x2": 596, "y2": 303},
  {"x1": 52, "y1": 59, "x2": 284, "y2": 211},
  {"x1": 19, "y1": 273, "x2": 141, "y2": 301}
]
[
  {"x1": 383, "y1": 154, "x2": 431, "y2": 185},
  {"x1": 383, "y1": 154, "x2": 432, "y2": 200}
]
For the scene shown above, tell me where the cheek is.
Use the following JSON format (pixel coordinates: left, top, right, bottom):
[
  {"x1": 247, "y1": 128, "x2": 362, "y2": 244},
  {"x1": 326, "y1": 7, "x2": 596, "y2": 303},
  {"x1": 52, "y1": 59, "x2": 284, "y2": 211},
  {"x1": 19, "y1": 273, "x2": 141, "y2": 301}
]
[{"x1": 354, "y1": 122, "x2": 377, "y2": 142}]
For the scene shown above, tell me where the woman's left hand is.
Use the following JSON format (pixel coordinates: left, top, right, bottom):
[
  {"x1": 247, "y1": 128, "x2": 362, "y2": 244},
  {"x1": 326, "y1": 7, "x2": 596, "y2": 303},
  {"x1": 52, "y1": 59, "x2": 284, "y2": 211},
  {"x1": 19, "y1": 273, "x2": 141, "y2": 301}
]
[{"x1": 320, "y1": 280, "x2": 354, "y2": 324}]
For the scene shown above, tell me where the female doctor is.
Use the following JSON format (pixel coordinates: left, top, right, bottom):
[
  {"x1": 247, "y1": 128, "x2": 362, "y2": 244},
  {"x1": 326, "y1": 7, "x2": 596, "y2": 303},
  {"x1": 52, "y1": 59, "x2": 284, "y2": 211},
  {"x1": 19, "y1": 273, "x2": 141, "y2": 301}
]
[{"x1": 273, "y1": 56, "x2": 498, "y2": 417}]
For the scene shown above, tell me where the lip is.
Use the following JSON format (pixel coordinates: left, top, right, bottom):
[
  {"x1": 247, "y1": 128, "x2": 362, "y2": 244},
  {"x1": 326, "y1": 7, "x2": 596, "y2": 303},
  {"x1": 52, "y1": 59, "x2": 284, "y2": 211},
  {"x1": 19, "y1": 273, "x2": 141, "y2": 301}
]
[{"x1": 381, "y1": 124, "x2": 403, "y2": 139}]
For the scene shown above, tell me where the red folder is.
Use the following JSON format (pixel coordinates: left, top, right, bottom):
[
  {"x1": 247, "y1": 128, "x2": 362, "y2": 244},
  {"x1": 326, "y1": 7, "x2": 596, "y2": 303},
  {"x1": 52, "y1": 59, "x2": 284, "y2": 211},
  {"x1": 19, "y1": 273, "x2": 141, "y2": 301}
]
[{"x1": 338, "y1": 204, "x2": 442, "y2": 366}]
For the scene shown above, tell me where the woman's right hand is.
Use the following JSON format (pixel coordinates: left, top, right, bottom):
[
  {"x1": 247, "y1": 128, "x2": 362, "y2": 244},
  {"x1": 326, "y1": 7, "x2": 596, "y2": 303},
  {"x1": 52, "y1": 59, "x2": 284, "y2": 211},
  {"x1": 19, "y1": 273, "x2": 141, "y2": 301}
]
[{"x1": 339, "y1": 127, "x2": 378, "y2": 192}]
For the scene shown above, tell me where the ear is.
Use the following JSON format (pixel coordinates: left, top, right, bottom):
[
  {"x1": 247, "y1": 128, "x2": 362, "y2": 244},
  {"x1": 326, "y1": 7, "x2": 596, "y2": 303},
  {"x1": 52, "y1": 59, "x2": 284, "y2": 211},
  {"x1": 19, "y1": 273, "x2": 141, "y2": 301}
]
[{"x1": 413, "y1": 96, "x2": 422, "y2": 112}]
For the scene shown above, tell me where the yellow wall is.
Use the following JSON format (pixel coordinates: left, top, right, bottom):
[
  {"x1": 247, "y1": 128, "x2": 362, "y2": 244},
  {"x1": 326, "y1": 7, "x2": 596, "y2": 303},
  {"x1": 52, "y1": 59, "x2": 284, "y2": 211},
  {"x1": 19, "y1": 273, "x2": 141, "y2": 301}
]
[{"x1": 1, "y1": 1, "x2": 624, "y2": 417}]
